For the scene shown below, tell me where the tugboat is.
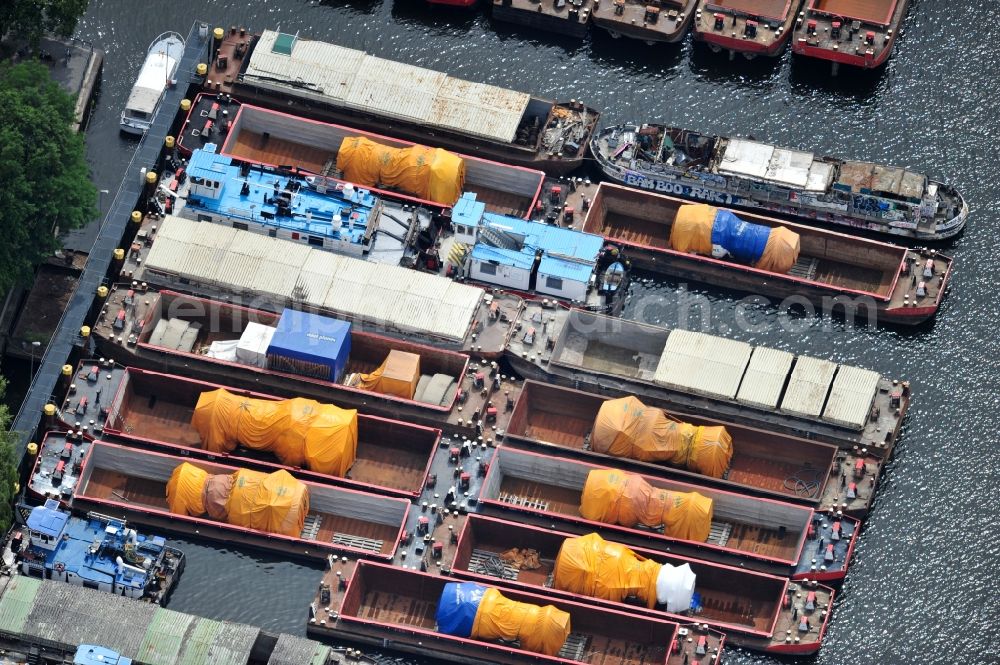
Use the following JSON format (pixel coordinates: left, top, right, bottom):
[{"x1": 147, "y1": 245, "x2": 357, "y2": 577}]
[
  {"x1": 120, "y1": 31, "x2": 185, "y2": 135},
  {"x1": 590, "y1": 123, "x2": 967, "y2": 241},
  {"x1": 692, "y1": 0, "x2": 801, "y2": 58},
  {"x1": 5, "y1": 500, "x2": 184, "y2": 605},
  {"x1": 792, "y1": 0, "x2": 910, "y2": 70}
]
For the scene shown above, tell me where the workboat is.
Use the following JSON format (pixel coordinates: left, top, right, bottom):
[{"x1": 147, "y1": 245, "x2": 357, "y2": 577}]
[
  {"x1": 591, "y1": 0, "x2": 697, "y2": 43},
  {"x1": 63, "y1": 438, "x2": 411, "y2": 561},
  {"x1": 89, "y1": 291, "x2": 519, "y2": 438},
  {"x1": 174, "y1": 94, "x2": 547, "y2": 220},
  {"x1": 490, "y1": 0, "x2": 594, "y2": 40},
  {"x1": 792, "y1": 0, "x2": 910, "y2": 69},
  {"x1": 479, "y1": 447, "x2": 858, "y2": 581},
  {"x1": 506, "y1": 380, "x2": 878, "y2": 516},
  {"x1": 591, "y1": 123, "x2": 968, "y2": 241},
  {"x1": 88, "y1": 367, "x2": 441, "y2": 500},
  {"x1": 505, "y1": 308, "x2": 910, "y2": 455},
  {"x1": 582, "y1": 182, "x2": 952, "y2": 325},
  {"x1": 692, "y1": 0, "x2": 800, "y2": 57},
  {"x1": 222, "y1": 30, "x2": 600, "y2": 175},
  {"x1": 315, "y1": 561, "x2": 724, "y2": 665},
  {"x1": 453, "y1": 515, "x2": 834, "y2": 654},
  {"x1": 6, "y1": 500, "x2": 184, "y2": 605},
  {"x1": 120, "y1": 32, "x2": 185, "y2": 135}
]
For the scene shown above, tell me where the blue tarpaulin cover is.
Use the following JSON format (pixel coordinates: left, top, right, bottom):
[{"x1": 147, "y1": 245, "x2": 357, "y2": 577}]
[
  {"x1": 436, "y1": 582, "x2": 486, "y2": 637},
  {"x1": 710, "y1": 209, "x2": 771, "y2": 264},
  {"x1": 266, "y1": 309, "x2": 352, "y2": 382}
]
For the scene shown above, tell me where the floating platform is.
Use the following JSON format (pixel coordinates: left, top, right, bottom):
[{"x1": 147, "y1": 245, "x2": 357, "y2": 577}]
[
  {"x1": 452, "y1": 514, "x2": 834, "y2": 654},
  {"x1": 506, "y1": 380, "x2": 878, "y2": 516},
  {"x1": 792, "y1": 0, "x2": 910, "y2": 69},
  {"x1": 490, "y1": 0, "x2": 594, "y2": 40},
  {"x1": 582, "y1": 182, "x2": 951, "y2": 325},
  {"x1": 591, "y1": 0, "x2": 697, "y2": 43},
  {"x1": 506, "y1": 308, "x2": 909, "y2": 455},
  {"x1": 479, "y1": 447, "x2": 858, "y2": 581},
  {"x1": 692, "y1": 0, "x2": 799, "y2": 57}
]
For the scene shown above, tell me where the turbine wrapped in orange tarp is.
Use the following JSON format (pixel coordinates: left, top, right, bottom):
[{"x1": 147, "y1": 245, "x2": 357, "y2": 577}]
[
  {"x1": 553, "y1": 533, "x2": 697, "y2": 612},
  {"x1": 166, "y1": 462, "x2": 309, "y2": 538},
  {"x1": 591, "y1": 396, "x2": 733, "y2": 478},
  {"x1": 579, "y1": 469, "x2": 713, "y2": 542},
  {"x1": 436, "y1": 582, "x2": 570, "y2": 657},
  {"x1": 355, "y1": 350, "x2": 421, "y2": 399},
  {"x1": 670, "y1": 204, "x2": 800, "y2": 274},
  {"x1": 191, "y1": 389, "x2": 358, "y2": 477},
  {"x1": 337, "y1": 136, "x2": 465, "y2": 205}
]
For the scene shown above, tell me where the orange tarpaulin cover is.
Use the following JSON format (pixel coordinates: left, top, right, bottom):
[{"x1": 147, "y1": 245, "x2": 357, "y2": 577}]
[
  {"x1": 472, "y1": 587, "x2": 571, "y2": 657},
  {"x1": 356, "y1": 350, "x2": 421, "y2": 399},
  {"x1": 592, "y1": 396, "x2": 733, "y2": 478},
  {"x1": 579, "y1": 469, "x2": 713, "y2": 542},
  {"x1": 757, "y1": 225, "x2": 800, "y2": 273},
  {"x1": 337, "y1": 136, "x2": 465, "y2": 205},
  {"x1": 670, "y1": 204, "x2": 800, "y2": 274},
  {"x1": 166, "y1": 462, "x2": 309, "y2": 538},
  {"x1": 191, "y1": 389, "x2": 358, "y2": 477},
  {"x1": 553, "y1": 532, "x2": 661, "y2": 609}
]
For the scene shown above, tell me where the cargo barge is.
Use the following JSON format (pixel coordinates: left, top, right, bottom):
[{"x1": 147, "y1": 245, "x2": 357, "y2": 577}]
[
  {"x1": 213, "y1": 29, "x2": 599, "y2": 175},
  {"x1": 83, "y1": 366, "x2": 440, "y2": 500},
  {"x1": 692, "y1": 0, "x2": 800, "y2": 57},
  {"x1": 591, "y1": 0, "x2": 697, "y2": 43},
  {"x1": 453, "y1": 514, "x2": 833, "y2": 654},
  {"x1": 66, "y1": 439, "x2": 411, "y2": 561},
  {"x1": 582, "y1": 182, "x2": 951, "y2": 325},
  {"x1": 316, "y1": 561, "x2": 724, "y2": 665},
  {"x1": 792, "y1": 0, "x2": 909, "y2": 70},
  {"x1": 506, "y1": 308, "x2": 909, "y2": 455},
  {"x1": 176, "y1": 93, "x2": 547, "y2": 218},
  {"x1": 479, "y1": 447, "x2": 858, "y2": 581},
  {"x1": 506, "y1": 380, "x2": 877, "y2": 516},
  {"x1": 490, "y1": 0, "x2": 593, "y2": 40},
  {"x1": 591, "y1": 123, "x2": 967, "y2": 241},
  {"x1": 90, "y1": 291, "x2": 519, "y2": 438}
]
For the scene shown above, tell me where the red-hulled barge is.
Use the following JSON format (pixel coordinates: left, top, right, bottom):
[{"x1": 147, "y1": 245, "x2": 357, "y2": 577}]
[
  {"x1": 453, "y1": 514, "x2": 834, "y2": 654},
  {"x1": 693, "y1": 0, "x2": 801, "y2": 58},
  {"x1": 792, "y1": 0, "x2": 910, "y2": 69},
  {"x1": 582, "y1": 182, "x2": 951, "y2": 325}
]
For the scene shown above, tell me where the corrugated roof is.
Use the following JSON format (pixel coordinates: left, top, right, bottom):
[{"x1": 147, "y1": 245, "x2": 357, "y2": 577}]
[
  {"x1": 539, "y1": 255, "x2": 594, "y2": 283},
  {"x1": 0, "y1": 575, "x2": 39, "y2": 635},
  {"x1": 822, "y1": 365, "x2": 881, "y2": 429},
  {"x1": 654, "y1": 329, "x2": 753, "y2": 400},
  {"x1": 471, "y1": 244, "x2": 535, "y2": 270},
  {"x1": 144, "y1": 216, "x2": 482, "y2": 342},
  {"x1": 137, "y1": 609, "x2": 193, "y2": 665},
  {"x1": 780, "y1": 356, "x2": 837, "y2": 417},
  {"x1": 244, "y1": 30, "x2": 531, "y2": 144},
  {"x1": 736, "y1": 346, "x2": 794, "y2": 409},
  {"x1": 719, "y1": 139, "x2": 773, "y2": 179},
  {"x1": 267, "y1": 634, "x2": 332, "y2": 665},
  {"x1": 764, "y1": 147, "x2": 813, "y2": 189}
]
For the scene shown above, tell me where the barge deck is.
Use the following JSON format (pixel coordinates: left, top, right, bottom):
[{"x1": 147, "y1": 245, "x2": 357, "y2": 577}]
[
  {"x1": 692, "y1": 0, "x2": 799, "y2": 57},
  {"x1": 591, "y1": 0, "x2": 697, "y2": 43},
  {"x1": 793, "y1": 0, "x2": 909, "y2": 69},
  {"x1": 583, "y1": 182, "x2": 951, "y2": 325},
  {"x1": 452, "y1": 514, "x2": 833, "y2": 654},
  {"x1": 505, "y1": 380, "x2": 877, "y2": 516}
]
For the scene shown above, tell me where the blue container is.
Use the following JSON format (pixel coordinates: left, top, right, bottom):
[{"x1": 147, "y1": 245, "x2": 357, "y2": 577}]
[
  {"x1": 436, "y1": 581, "x2": 487, "y2": 638},
  {"x1": 266, "y1": 309, "x2": 351, "y2": 382}
]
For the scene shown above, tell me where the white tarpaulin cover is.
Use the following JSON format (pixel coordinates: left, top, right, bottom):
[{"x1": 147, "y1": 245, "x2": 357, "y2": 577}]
[
  {"x1": 206, "y1": 340, "x2": 239, "y2": 362},
  {"x1": 655, "y1": 562, "x2": 696, "y2": 612},
  {"x1": 236, "y1": 323, "x2": 276, "y2": 368}
]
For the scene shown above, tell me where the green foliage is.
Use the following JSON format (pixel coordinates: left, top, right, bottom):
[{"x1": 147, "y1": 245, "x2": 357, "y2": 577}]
[
  {"x1": 0, "y1": 377, "x2": 19, "y2": 535},
  {"x1": 0, "y1": 0, "x2": 90, "y2": 47},
  {"x1": 0, "y1": 60, "x2": 95, "y2": 294}
]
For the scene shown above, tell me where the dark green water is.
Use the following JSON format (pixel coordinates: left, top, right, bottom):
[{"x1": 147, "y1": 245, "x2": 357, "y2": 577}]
[{"x1": 67, "y1": 0, "x2": 999, "y2": 662}]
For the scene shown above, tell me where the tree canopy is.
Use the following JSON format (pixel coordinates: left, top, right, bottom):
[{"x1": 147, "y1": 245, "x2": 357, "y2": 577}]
[
  {"x1": 0, "y1": 378, "x2": 20, "y2": 536},
  {"x1": 0, "y1": 0, "x2": 90, "y2": 48},
  {"x1": 0, "y1": 60, "x2": 95, "y2": 294}
]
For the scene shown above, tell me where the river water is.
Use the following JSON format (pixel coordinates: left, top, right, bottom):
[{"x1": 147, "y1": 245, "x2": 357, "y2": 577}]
[{"x1": 66, "y1": 0, "x2": 999, "y2": 662}]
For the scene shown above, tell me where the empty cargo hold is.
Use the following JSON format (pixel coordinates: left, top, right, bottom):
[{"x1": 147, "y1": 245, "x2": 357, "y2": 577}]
[
  {"x1": 654, "y1": 330, "x2": 753, "y2": 400},
  {"x1": 140, "y1": 215, "x2": 484, "y2": 343}
]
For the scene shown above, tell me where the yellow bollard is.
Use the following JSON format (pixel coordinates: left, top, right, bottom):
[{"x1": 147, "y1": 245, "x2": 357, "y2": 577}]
[
  {"x1": 145, "y1": 171, "x2": 157, "y2": 185},
  {"x1": 62, "y1": 364, "x2": 73, "y2": 376},
  {"x1": 165, "y1": 136, "x2": 175, "y2": 150},
  {"x1": 26, "y1": 442, "x2": 38, "y2": 456},
  {"x1": 214, "y1": 27, "x2": 225, "y2": 42},
  {"x1": 97, "y1": 285, "x2": 109, "y2": 299},
  {"x1": 131, "y1": 211, "x2": 142, "y2": 224},
  {"x1": 43, "y1": 404, "x2": 56, "y2": 417},
  {"x1": 114, "y1": 248, "x2": 126, "y2": 260},
  {"x1": 80, "y1": 326, "x2": 91, "y2": 338},
  {"x1": 196, "y1": 63, "x2": 208, "y2": 77},
  {"x1": 180, "y1": 98, "x2": 192, "y2": 112}
]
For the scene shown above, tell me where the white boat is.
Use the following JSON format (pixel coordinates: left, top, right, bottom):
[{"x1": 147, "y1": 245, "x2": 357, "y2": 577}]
[{"x1": 120, "y1": 31, "x2": 185, "y2": 135}]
